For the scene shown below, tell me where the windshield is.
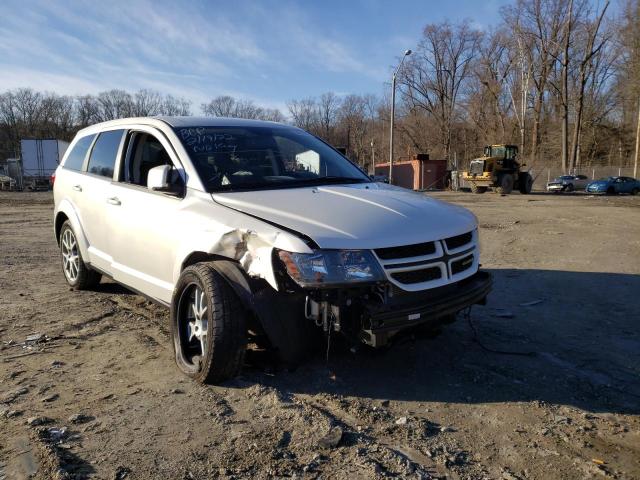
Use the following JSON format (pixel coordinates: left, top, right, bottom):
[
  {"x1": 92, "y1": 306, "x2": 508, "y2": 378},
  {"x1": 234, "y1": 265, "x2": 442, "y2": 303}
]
[
  {"x1": 490, "y1": 146, "x2": 506, "y2": 157},
  {"x1": 173, "y1": 126, "x2": 370, "y2": 192}
]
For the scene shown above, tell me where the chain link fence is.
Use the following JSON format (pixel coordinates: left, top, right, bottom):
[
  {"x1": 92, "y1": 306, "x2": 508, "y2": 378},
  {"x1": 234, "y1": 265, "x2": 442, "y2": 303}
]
[{"x1": 529, "y1": 166, "x2": 637, "y2": 191}]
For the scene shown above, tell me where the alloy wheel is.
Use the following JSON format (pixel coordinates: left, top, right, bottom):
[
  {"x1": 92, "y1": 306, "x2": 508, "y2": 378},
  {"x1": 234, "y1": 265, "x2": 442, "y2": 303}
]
[
  {"x1": 179, "y1": 283, "x2": 209, "y2": 365},
  {"x1": 61, "y1": 229, "x2": 79, "y2": 282}
]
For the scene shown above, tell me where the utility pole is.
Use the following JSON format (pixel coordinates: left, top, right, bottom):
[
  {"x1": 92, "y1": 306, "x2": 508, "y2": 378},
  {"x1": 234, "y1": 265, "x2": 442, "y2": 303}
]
[
  {"x1": 370, "y1": 140, "x2": 375, "y2": 174},
  {"x1": 389, "y1": 49, "x2": 412, "y2": 184},
  {"x1": 635, "y1": 97, "x2": 640, "y2": 179}
]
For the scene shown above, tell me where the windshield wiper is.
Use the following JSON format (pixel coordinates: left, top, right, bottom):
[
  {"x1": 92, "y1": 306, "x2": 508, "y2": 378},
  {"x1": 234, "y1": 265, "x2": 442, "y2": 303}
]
[
  {"x1": 208, "y1": 176, "x2": 369, "y2": 193},
  {"x1": 290, "y1": 176, "x2": 369, "y2": 185}
]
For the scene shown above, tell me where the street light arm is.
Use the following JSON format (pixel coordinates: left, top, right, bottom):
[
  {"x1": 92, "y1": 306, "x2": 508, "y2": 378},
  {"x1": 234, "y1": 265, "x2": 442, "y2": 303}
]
[{"x1": 389, "y1": 49, "x2": 412, "y2": 185}]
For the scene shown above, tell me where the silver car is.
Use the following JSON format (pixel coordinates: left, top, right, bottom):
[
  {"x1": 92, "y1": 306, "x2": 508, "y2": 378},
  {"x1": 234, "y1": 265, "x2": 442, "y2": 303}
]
[
  {"x1": 53, "y1": 116, "x2": 491, "y2": 383},
  {"x1": 546, "y1": 174, "x2": 589, "y2": 192}
]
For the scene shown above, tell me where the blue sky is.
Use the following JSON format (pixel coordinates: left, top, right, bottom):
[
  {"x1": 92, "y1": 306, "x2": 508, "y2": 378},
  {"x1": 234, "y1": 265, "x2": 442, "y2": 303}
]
[{"x1": 1, "y1": 0, "x2": 518, "y2": 112}]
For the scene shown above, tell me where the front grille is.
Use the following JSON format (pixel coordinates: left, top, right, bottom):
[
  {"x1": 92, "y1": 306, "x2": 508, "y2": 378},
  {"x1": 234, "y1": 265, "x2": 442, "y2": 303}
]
[
  {"x1": 469, "y1": 161, "x2": 485, "y2": 175},
  {"x1": 375, "y1": 241, "x2": 436, "y2": 260},
  {"x1": 391, "y1": 267, "x2": 442, "y2": 284},
  {"x1": 451, "y1": 254, "x2": 474, "y2": 274},
  {"x1": 445, "y1": 232, "x2": 473, "y2": 250}
]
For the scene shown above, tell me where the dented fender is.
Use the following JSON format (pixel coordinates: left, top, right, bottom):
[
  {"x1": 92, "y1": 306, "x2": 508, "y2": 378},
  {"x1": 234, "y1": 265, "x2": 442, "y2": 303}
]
[{"x1": 171, "y1": 207, "x2": 313, "y2": 291}]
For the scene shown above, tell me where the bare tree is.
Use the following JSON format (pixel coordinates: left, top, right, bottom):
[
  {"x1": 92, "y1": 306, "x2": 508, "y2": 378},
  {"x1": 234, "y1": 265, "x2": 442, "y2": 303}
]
[
  {"x1": 569, "y1": 1, "x2": 610, "y2": 171},
  {"x1": 161, "y1": 95, "x2": 192, "y2": 116},
  {"x1": 133, "y1": 89, "x2": 163, "y2": 116},
  {"x1": 287, "y1": 98, "x2": 318, "y2": 132},
  {"x1": 201, "y1": 95, "x2": 280, "y2": 120},
  {"x1": 317, "y1": 92, "x2": 341, "y2": 139},
  {"x1": 400, "y1": 20, "x2": 482, "y2": 160},
  {"x1": 96, "y1": 89, "x2": 133, "y2": 121}
]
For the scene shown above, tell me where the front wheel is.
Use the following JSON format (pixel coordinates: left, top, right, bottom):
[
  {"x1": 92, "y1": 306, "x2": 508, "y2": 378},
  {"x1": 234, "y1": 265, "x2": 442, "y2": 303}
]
[
  {"x1": 171, "y1": 263, "x2": 247, "y2": 384},
  {"x1": 470, "y1": 183, "x2": 487, "y2": 194},
  {"x1": 59, "y1": 221, "x2": 101, "y2": 290}
]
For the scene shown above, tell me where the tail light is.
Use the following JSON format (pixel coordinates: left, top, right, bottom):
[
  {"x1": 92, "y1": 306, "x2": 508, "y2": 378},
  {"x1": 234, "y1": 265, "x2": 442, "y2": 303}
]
[{"x1": 50, "y1": 173, "x2": 56, "y2": 186}]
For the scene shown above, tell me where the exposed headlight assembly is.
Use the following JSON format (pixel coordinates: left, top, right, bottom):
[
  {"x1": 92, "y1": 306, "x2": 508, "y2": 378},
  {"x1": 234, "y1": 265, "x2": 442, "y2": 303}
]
[{"x1": 277, "y1": 249, "x2": 385, "y2": 287}]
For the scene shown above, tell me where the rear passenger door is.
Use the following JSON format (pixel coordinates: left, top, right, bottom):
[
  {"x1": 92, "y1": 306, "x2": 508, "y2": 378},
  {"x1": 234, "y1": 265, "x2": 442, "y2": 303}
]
[
  {"x1": 107, "y1": 128, "x2": 186, "y2": 303},
  {"x1": 81, "y1": 129, "x2": 126, "y2": 273}
]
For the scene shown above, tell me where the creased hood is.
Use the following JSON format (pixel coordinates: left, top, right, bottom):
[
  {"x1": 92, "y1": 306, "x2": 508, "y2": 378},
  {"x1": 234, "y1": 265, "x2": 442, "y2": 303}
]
[{"x1": 212, "y1": 183, "x2": 477, "y2": 249}]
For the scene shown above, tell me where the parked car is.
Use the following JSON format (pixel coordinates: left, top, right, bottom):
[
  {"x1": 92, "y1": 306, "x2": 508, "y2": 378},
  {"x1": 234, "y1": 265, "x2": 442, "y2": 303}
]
[
  {"x1": 586, "y1": 176, "x2": 640, "y2": 195},
  {"x1": 53, "y1": 117, "x2": 492, "y2": 383},
  {"x1": 546, "y1": 174, "x2": 589, "y2": 192}
]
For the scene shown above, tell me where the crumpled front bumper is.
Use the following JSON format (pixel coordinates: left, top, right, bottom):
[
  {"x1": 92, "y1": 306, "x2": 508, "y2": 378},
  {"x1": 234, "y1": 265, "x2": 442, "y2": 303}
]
[{"x1": 360, "y1": 271, "x2": 492, "y2": 346}]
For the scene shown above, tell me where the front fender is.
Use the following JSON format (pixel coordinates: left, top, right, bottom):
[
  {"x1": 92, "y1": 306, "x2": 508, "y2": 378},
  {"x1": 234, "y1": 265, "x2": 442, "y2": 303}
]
[
  {"x1": 54, "y1": 199, "x2": 90, "y2": 261},
  {"x1": 172, "y1": 225, "x2": 311, "y2": 292}
]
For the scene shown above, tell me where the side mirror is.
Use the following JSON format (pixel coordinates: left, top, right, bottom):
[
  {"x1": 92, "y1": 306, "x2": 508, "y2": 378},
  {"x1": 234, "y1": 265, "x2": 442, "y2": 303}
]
[{"x1": 147, "y1": 165, "x2": 171, "y2": 191}]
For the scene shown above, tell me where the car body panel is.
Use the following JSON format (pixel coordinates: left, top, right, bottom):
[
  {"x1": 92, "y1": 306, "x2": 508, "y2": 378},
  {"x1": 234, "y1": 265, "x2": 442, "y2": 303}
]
[
  {"x1": 586, "y1": 177, "x2": 640, "y2": 194},
  {"x1": 213, "y1": 183, "x2": 477, "y2": 250},
  {"x1": 54, "y1": 116, "x2": 482, "y2": 307},
  {"x1": 546, "y1": 175, "x2": 589, "y2": 192}
]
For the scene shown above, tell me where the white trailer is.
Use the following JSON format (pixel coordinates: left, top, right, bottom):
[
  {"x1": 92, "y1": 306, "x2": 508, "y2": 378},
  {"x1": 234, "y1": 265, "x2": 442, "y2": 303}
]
[{"x1": 20, "y1": 139, "x2": 70, "y2": 190}]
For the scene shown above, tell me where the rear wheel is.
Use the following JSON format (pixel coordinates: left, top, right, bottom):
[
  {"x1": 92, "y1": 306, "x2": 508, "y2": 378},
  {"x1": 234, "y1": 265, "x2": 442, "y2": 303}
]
[
  {"x1": 518, "y1": 173, "x2": 533, "y2": 194},
  {"x1": 59, "y1": 221, "x2": 101, "y2": 290},
  {"x1": 171, "y1": 263, "x2": 247, "y2": 384},
  {"x1": 496, "y1": 174, "x2": 514, "y2": 195},
  {"x1": 632, "y1": 187, "x2": 639, "y2": 195}
]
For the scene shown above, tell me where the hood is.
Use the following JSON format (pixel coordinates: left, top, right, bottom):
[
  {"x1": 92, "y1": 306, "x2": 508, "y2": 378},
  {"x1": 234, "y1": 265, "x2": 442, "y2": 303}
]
[{"x1": 212, "y1": 183, "x2": 477, "y2": 249}]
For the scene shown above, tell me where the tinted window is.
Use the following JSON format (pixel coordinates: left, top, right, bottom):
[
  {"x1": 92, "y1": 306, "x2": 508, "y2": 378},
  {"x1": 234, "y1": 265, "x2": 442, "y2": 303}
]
[
  {"x1": 87, "y1": 130, "x2": 124, "y2": 178},
  {"x1": 122, "y1": 132, "x2": 183, "y2": 189},
  {"x1": 64, "y1": 134, "x2": 96, "y2": 171}
]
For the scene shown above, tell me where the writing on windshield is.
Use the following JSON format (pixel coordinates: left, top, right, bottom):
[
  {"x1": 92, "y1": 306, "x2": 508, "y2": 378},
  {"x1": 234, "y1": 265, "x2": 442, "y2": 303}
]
[{"x1": 174, "y1": 126, "x2": 369, "y2": 192}]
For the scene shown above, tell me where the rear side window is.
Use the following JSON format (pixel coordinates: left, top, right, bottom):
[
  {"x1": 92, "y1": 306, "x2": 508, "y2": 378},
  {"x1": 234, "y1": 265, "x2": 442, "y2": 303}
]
[
  {"x1": 64, "y1": 134, "x2": 96, "y2": 171},
  {"x1": 87, "y1": 130, "x2": 124, "y2": 179}
]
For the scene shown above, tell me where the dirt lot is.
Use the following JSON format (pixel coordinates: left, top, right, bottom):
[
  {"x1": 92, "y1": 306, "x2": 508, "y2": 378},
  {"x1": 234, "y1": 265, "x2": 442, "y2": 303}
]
[{"x1": 1, "y1": 190, "x2": 639, "y2": 480}]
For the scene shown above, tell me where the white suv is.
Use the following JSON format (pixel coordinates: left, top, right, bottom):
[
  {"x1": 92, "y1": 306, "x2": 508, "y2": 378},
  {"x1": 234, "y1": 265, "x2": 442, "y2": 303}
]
[{"x1": 53, "y1": 117, "x2": 491, "y2": 383}]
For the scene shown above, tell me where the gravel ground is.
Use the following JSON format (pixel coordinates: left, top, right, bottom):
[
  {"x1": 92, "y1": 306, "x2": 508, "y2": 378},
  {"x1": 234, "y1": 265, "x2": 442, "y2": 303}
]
[{"x1": 1, "y1": 190, "x2": 639, "y2": 480}]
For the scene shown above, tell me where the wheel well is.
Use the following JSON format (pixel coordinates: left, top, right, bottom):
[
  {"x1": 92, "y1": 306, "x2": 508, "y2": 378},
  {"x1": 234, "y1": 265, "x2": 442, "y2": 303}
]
[
  {"x1": 181, "y1": 252, "x2": 228, "y2": 272},
  {"x1": 54, "y1": 212, "x2": 69, "y2": 244}
]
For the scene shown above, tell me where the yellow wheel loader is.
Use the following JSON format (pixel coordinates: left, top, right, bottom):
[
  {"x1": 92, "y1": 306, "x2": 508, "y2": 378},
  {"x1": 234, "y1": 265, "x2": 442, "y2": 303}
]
[{"x1": 462, "y1": 145, "x2": 532, "y2": 194}]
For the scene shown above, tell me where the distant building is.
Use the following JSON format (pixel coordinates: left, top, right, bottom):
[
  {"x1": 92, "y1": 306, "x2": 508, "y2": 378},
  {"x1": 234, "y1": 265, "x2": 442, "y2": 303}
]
[{"x1": 375, "y1": 154, "x2": 447, "y2": 190}]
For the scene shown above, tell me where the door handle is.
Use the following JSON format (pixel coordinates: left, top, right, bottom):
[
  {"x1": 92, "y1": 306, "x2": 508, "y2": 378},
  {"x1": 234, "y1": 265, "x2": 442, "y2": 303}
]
[
  {"x1": 106, "y1": 197, "x2": 121, "y2": 206},
  {"x1": 72, "y1": 185, "x2": 82, "y2": 192}
]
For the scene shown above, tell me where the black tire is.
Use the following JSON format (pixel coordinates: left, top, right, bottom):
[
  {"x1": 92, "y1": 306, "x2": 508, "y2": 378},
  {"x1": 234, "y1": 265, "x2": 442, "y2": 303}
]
[
  {"x1": 171, "y1": 263, "x2": 247, "y2": 384},
  {"x1": 253, "y1": 291, "x2": 321, "y2": 366},
  {"x1": 632, "y1": 188, "x2": 639, "y2": 195},
  {"x1": 518, "y1": 173, "x2": 533, "y2": 194},
  {"x1": 496, "y1": 174, "x2": 514, "y2": 195},
  {"x1": 470, "y1": 183, "x2": 487, "y2": 194},
  {"x1": 59, "y1": 221, "x2": 101, "y2": 290},
  {"x1": 606, "y1": 187, "x2": 616, "y2": 195}
]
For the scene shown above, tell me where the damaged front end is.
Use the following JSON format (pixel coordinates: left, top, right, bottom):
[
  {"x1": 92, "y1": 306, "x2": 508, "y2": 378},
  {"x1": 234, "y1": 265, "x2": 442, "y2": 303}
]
[{"x1": 266, "y1": 247, "x2": 492, "y2": 348}]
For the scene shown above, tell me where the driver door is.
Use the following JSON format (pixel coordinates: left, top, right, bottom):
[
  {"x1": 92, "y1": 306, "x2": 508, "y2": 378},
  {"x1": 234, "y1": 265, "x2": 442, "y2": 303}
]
[{"x1": 107, "y1": 128, "x2": 187, "y2": 304}]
